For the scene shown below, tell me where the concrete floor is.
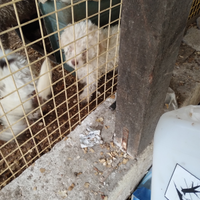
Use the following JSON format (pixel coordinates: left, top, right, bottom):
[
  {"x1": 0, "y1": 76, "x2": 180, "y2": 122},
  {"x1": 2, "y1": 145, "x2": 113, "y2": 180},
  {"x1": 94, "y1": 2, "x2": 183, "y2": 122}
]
[{"x1": 0, "y1": 97, "x2": 153, "y2": 200}]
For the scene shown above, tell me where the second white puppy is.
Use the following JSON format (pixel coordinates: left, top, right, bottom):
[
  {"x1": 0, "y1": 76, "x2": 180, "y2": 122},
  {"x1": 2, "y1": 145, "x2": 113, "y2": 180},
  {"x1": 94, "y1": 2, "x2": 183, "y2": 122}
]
[
  {"x1": 0, "y1": 50, "x2": 52, "y2": 141},
  {"x1": 61, "y1": 20, "x2": 119, "y2": 103}
]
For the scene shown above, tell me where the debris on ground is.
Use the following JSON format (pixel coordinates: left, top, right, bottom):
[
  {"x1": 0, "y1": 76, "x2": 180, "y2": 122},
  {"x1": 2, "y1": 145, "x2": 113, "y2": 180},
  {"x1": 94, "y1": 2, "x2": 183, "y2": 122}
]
[
  {"x1": 0, "y1": 98, "x2": 136, "y2": 200},
  {"x1": 79, "y1": 127, "x2": 103, "y2": 148},
  {"x1": 183, "y1": 27, "x2": 200, "y2": 51},
  {"x1": 163, "y1": 87, "x2": 178, "y2": 112}
]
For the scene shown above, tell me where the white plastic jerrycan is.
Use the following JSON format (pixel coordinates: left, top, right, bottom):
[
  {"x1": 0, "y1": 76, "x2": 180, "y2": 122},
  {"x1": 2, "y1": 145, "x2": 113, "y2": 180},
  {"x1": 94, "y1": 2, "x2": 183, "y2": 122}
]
[{"x1": 151, "y1": 105, "x2": 200, "y2": 200}]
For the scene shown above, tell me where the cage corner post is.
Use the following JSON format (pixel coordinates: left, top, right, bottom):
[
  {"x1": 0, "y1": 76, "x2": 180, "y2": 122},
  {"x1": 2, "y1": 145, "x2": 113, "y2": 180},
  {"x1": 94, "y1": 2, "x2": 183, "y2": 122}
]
[{"x1": 115, "y1": 0, "x2": 193, "y2": 157}]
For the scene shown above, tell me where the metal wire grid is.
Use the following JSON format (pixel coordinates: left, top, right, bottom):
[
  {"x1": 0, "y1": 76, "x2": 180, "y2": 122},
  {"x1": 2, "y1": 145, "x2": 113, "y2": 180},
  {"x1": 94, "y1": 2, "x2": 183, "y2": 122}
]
[
  {"x1": 0, "y1": 0, "x2": 122, "y2": 188},
  {"x1": 188, "y1": 0, "x2": 200, "y2": 20}
]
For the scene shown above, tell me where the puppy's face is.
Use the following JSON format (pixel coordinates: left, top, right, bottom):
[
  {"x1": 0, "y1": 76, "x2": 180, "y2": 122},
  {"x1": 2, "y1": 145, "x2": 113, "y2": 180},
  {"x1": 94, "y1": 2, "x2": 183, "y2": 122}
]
[
  {"x1": 61, "y1": 20, "x2": 99, "y2": 69},
  {"x1": 63, "y1": 38, "x2": 87, "y2": 69}
]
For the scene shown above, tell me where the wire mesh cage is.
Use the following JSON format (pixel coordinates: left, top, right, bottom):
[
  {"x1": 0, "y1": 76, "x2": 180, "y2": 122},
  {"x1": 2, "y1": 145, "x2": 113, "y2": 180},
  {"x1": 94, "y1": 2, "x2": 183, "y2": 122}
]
[
  {"x1": 188, "y1": 0, "x2": 200, "y2": 21},
  {"x1": 0, "y1": 0, "x2": 122, "y2": 188}
]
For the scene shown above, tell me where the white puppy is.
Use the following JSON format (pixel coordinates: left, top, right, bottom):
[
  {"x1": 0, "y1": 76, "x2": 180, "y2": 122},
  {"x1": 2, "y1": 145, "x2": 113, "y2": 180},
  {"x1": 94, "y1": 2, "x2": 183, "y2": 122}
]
[
  {"x1": 0, "y1": 49, "x2": 52, "y2": 141},
  {"x1": 61, "y1": 20, "x2": 119, "y2": 102}
]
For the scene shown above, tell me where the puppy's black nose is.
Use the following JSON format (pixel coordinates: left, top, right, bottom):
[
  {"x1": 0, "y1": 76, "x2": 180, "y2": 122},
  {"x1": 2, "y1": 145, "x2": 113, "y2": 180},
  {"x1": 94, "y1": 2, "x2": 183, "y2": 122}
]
[{"x1": 71, "y1": 59, "x2": 78, "y2": 66}]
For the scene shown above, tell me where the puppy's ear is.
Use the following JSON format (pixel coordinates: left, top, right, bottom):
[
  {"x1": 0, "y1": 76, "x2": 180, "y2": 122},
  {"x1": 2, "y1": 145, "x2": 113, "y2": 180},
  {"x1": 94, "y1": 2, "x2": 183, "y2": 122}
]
[
  {"x1": 60, "y1": 23, "x2": 72, "y2": 49},
  {"x1": 87, "y1": 21, "x2": 100, "y2": 44},
  {"x1": 87, "y1": 20, "x2": 98, "y2": 32}
]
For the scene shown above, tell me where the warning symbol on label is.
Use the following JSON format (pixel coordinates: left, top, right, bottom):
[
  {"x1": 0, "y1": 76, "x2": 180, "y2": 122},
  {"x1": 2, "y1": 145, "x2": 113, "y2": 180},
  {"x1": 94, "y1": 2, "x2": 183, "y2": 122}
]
[{"x1": 165, "y1": 164, "x2": 200, "y2": 200}]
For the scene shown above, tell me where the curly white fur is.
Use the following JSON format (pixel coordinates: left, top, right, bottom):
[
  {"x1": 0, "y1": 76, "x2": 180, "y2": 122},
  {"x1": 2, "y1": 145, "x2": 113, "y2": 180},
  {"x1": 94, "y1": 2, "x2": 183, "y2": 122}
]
[
  {"x1": 0, "y1": 50, "x2": 52, "y2": 141},
  {"x1": 61, "y1": 20, "x2": 119, "y2": 102}
]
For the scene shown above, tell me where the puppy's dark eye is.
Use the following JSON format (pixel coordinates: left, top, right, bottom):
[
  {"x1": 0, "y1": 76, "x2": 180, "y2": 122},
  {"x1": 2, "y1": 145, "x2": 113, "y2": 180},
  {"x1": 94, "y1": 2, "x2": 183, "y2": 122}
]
[{"x1": 0, "y1": 60, "x2": 7, "y2": 69}]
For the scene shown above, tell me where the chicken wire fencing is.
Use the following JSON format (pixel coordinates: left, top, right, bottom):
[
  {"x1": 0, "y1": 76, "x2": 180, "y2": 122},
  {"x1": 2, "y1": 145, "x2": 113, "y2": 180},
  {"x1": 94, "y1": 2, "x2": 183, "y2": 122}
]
[
  {"x1": 0, "y1": 0, "x2": 122, "y2": 188},
  {"x1": 188, "y1": 0, "x2": 200, "y2": 21}
]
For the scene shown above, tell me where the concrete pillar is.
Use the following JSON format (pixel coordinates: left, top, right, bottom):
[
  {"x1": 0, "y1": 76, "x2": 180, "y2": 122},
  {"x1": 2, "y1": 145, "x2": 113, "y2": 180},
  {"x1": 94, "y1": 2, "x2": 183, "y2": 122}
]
[{"x1": 115, "y1": 0, "x2": 192, "y2": 157}]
